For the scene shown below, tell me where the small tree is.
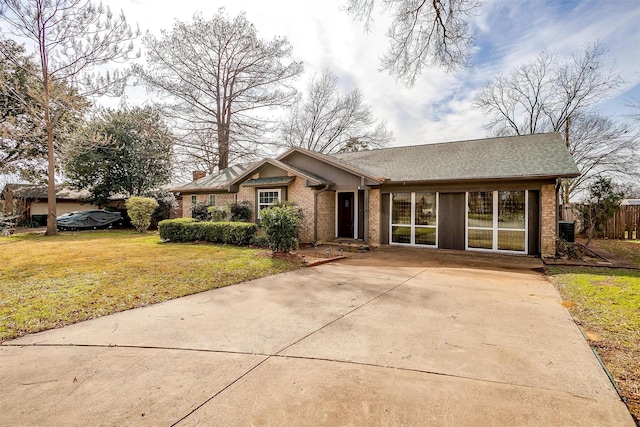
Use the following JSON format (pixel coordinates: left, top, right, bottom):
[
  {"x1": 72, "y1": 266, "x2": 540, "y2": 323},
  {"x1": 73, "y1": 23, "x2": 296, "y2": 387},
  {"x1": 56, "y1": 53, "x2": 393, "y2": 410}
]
[
  {"x1": 259, "y1": 203, "x2": 301, "y2": 253},
  {"x1": 126, "y1": 196, "x2": 159, "y2": 232},
  {"x1": 191, "y1": 202, "x2": 211, "y2": 221},
  {"x1": 229, "y1": 201, "x2": 252, "y2": 222},
  {"x1": 576, "y1": 177, "x2": 623, "y2": 246}
]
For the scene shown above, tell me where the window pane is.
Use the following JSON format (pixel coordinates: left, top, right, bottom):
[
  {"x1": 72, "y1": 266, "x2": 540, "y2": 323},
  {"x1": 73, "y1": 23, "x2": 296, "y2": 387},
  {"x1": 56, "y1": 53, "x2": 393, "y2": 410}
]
[
  {"x1": 391, "y1": 193, "x2": 411, "y2": 224},
  {"x1": 391, "y1": 226, "x2": 411, "y2": 243},
  {"x1": 415, "y1": 227, "x2": 436, "y2": 246},
  {"x1": 498, "y1": 230, "x2": 525, "y2": 251},
  {"x1": 209, "y1": 194, "x2": 216, "y2": 206},
  {"x1": 498, "y1": 191, "x2": 525, "y2": 229},
  {"x1": 468, "y1": 192, "x2": 493, "y2": 228},
  {"x1": 468, "y1": 229, "x2": 493, "y2": 249},
  {"x1": 415, "y1": 192, "x2": 436, "y2": 225}
]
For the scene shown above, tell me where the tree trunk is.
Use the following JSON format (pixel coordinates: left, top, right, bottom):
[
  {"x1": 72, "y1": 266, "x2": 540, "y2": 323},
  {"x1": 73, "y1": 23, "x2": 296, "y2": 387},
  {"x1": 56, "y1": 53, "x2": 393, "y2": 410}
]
[
  {"x1": 43, "y1": 80, "x2": 57, "y2": 236},
  {"x1": 217, "y1": 124, "x2": 229, "y2": 170}
]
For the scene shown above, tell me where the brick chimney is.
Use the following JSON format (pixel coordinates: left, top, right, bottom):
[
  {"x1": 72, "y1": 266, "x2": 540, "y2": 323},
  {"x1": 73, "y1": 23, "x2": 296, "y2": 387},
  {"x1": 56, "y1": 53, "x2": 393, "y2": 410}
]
[{"x1": 192, "y1": 171, "x2": 206, "y2": 181}]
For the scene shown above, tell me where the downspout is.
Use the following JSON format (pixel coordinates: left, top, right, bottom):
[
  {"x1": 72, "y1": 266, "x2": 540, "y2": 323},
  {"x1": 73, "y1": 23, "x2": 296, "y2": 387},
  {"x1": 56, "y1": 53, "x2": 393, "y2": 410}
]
[{"x1": 314, "y1": 185, "x2": 330, "y2": 243}]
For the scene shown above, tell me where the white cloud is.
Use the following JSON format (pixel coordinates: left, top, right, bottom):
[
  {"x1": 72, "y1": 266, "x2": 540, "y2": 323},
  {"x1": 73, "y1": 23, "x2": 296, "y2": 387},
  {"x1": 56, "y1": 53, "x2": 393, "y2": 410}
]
[{"x1": 96, "y1": 0, "x2": 640, "y2": 146}]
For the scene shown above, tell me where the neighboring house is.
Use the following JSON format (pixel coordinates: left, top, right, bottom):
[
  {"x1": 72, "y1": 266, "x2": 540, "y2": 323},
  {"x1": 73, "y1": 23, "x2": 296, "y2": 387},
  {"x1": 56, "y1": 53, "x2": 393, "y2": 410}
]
[
  {"x1": 621, "y1": 199, "x2": 640, "y2": 206},
  {"x1": 171, "y1": 132, "x2": 580, "y2": 257},
  {"x1": 0, "y1": 184, "x2": 124, "y2": 226}
]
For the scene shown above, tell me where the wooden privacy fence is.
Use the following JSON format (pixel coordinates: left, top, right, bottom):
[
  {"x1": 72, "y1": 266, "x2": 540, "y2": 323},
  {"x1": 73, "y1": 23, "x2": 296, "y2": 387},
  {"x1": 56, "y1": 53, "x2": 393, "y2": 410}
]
[
  {"x1": 559, "y1": 204, "x2": 639, "y2": 240},
  {"x1": 604, "y1": 205, "x2": 639, "y2": 240}
]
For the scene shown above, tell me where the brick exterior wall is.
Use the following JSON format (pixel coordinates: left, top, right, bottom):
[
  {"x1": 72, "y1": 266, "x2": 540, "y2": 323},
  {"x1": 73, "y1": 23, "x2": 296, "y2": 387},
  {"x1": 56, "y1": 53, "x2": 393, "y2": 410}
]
[
  {"x1": 316, "y1": 190, "x2": 335, "y2": 242},
  {"x1": 286, "y1": 176, "x2": 315, "y2": 243},
  {"x1": 237, "y1": 184, "x2": 255, "y2": 220},
  {"x1": 368, "y1": 189, "x2": 381, "y2": 247},
  {"x1": 180, "y1": 192, "x2": 238, "y2": 218},
  {"x1": 540, "y1": 183, "x2": 557, "y2": 257}
]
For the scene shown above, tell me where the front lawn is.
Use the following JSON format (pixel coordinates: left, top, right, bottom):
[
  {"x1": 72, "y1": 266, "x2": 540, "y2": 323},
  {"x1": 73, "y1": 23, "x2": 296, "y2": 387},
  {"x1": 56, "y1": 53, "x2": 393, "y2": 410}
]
[
  {"x1": 0, "y1": 230, "x2": 299, "y2": 342},
  {"x1": 595, "y1": 239, "x2": 640, "y2": 267},
  {"x1": 548, "y1": 266, "x2": 640, "y2": 424}
]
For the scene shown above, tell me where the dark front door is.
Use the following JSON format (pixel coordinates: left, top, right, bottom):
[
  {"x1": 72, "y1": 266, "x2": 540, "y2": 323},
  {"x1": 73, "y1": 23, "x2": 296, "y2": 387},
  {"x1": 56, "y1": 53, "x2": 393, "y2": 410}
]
[
  {"x1": 438, "y1": 192, "x2": 465, "y2": 250},
  {"x1": 337, "y1": 192, "x2": 354, "y2": 238}
]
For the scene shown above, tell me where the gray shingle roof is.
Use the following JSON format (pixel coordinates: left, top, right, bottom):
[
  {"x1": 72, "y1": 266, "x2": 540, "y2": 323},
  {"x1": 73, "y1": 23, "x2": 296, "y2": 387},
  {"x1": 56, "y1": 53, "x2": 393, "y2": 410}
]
[
  {"x1": 332, "y1": 132, "x2": 579, "y2": 182},
  {"x1": 1, "y1": 184, "x2": 123, "y2": 200},
  {"x1": 171, "y1": 164, "x2": 253, "y2": 192}
]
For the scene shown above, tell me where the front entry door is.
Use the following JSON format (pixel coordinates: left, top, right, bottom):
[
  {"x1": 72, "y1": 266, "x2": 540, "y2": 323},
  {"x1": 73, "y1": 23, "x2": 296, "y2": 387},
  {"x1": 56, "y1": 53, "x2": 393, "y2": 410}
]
[{"x1": 337, "y1": 192, "x2": 354, "y2": 238}]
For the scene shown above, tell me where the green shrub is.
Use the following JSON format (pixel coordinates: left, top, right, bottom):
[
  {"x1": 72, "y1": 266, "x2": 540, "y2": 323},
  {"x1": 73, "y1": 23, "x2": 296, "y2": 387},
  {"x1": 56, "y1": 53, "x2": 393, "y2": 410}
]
[
  {"x1": 191, "y1": 202, "x2": 211, "y2": 221},
  {"x1": 250, "y1": 235, "x2": 270, "y2": 248},
  {"x1": 126, "y1": 196, "x2": 159, "y2": 232},
  {"x1": 259, "y1": 203, "x2": 302, "y2": 252},
  {"x1": 158, "y1": 218, "x2": 257, "y2": 245},
  {"x1": 207, "y1": 206, "x2": 228, "y2": 222},
  {"x1": 229, "y1": 201, "x2": 252, "y2": 222}
]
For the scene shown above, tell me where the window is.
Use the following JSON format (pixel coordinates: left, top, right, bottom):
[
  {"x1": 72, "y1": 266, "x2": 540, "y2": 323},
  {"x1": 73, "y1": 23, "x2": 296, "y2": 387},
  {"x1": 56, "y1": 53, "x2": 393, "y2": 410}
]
[
  {"x1": 257, "y1": 189, "x2": 281, "y2": 218},
  {"x1": 498, "y1": 190, "x2": 526, "y2": 251},
  {"x1": 391, "y1": 192, "x2": 437, "y2": 246},
  {"x1": 209, "y1": 194, "x2": 216, "y2": 206},
  {"x1": 467, "y1": 190, "x2": 527, "y2": 252},
  {"x1": 234, "y1": 193, "x2": 238, "y2": 203},
  {"x1": 467, "y1": 191, "x2": 493, "y2": 249},
  {"x1": 190, "y1": 195, "x2": 198, "y2": 218}
]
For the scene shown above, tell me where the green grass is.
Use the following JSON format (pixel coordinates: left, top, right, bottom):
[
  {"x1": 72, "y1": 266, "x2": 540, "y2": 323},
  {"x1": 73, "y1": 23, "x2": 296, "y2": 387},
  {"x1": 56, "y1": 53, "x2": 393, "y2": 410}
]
[
  {"x1": 548, "y1": 266, "x2": 640, "y2": 422},
  {"x1": 0, "y1": 230, "x2": 299, "y2": 342}
]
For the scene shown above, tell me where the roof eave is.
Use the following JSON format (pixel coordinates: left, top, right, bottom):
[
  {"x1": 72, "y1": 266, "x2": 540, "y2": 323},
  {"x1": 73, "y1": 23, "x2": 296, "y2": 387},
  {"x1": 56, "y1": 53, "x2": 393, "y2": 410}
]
[{"x1": 278, "y1": 146, "x2": 383, "y2": 183}]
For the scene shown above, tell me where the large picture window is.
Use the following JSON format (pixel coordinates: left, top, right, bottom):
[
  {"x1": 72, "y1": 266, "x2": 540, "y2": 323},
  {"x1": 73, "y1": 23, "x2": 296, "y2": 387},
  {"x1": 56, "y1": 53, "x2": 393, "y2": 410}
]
[
  {"x1": 258, "y1": 189, "x2": 281, "y2": 218},
  {"x1": 467, "y1": 190, "x2": 527, "y2": 252},
  {"x1": 391, "y1": 192, "x2": 437, "y2": 246}
]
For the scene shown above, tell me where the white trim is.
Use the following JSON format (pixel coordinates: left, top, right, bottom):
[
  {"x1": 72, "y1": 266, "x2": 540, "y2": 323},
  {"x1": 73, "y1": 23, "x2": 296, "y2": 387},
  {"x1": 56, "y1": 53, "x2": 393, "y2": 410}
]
[
  {"x1": 465, "y1": 190, "x2": 528, "y2": 254},
  {"x1": 389, "y1": 191, "x2": 438, "y2": 247},
  {"x1": 257, "y1": 188, "x2": 281, "y2": 219}
]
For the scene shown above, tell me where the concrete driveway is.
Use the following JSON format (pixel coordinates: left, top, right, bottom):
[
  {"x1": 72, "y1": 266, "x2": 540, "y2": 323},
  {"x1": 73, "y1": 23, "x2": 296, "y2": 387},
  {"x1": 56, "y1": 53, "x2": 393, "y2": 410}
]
[{"x1": 1, "y1": 248, "x2": 635, "y2": 426}]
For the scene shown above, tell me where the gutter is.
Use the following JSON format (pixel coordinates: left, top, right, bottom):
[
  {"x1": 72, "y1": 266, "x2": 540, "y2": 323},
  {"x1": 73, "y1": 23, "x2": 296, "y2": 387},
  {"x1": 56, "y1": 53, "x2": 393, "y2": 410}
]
[{"x1": 313, "y1": 184, "x2": 331, "y2": 242}]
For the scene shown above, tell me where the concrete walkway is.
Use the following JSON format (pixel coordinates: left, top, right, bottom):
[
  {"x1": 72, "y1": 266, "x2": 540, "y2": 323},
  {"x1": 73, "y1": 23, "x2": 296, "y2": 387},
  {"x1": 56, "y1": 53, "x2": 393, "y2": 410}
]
[{"x1": 1, "y1": 249, "x2": 635, "y2": 426}]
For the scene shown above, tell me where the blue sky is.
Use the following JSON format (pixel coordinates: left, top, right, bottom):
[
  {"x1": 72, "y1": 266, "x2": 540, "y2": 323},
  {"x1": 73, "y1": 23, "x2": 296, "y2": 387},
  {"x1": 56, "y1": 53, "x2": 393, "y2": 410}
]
[{"x1": 104, "y1": 0, "x2": 639, "y2": 148}]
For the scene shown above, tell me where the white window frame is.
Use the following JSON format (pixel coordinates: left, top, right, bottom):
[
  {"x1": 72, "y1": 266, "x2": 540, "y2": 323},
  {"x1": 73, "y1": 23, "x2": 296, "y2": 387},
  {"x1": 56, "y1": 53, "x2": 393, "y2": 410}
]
[
  {"x1": 257, "y1": 188, "x2": 281, "y2": 218},
  {"x1": 209, "y1": 194, "x2": 216, "y2": 206},
  {"x1": 389, "y1": 192, "x2": 438, "y2": 247},
  {"x1": 465, "y1": 190, "x2": 528, "y2": 254}
]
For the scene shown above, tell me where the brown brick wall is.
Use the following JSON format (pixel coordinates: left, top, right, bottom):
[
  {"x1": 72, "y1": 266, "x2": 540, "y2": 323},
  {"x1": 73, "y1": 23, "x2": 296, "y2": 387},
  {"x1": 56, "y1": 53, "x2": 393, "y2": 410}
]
[
  {"x1": 316, "y1": 190, "x2": 335, "y2": 242},
  {"x1": 368, "y1": 189, "x2": 381, "y2": 246},
  {"x1": 180, "y1": 192, "x2": 238, "y2": 218},
  {"x1": 237, "y1": 185, "x2": 255, "y2": 221},
  {"x1": 540, "y1": 184, "x2": 557, "y2": 257},
  {"x1": 287, "y1": 176, "x2": 315, "y2": 243}
]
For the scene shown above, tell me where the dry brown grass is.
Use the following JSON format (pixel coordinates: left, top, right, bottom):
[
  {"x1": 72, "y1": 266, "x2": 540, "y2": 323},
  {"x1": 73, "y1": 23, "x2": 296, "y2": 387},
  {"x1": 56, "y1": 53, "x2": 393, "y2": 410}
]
[{"x1": 0, "y1": 230, "x2": 299, "y2": 341}]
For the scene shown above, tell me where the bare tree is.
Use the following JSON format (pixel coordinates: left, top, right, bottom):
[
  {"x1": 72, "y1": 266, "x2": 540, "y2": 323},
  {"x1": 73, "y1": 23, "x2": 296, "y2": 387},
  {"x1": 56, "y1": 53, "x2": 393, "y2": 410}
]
[
  {"x1": 282, "y1": 70, "x2": 392, "y2": 154},
  {"x1": 346, "y1": 0, "x2": 481, "y2": 87},
  {"x1": 135, "y1": 9, "x2": 303, "y2": 173},
  {"x1": 473, "y1": 42, "x2": 636, "y2": 200},
  {"x1": 0, "y1": 0, "x2": 139, "y2": 235},
  {"x1": 567, "y1": 112, "x2": 636, "y2": 197}
]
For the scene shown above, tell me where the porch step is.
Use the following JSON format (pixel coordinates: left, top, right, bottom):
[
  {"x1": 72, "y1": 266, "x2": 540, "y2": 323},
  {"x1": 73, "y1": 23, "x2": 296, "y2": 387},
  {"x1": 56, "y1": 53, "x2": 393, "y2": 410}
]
[{"x1": 317, "y1": 240, "x2": 370, "y2": 253}]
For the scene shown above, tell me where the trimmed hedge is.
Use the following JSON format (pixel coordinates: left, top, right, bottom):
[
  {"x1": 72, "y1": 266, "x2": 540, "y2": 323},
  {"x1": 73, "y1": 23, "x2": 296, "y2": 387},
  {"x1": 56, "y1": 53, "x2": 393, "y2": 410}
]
[{"x1": 158, "y1": 218, "x2": 257, "y2": 245}]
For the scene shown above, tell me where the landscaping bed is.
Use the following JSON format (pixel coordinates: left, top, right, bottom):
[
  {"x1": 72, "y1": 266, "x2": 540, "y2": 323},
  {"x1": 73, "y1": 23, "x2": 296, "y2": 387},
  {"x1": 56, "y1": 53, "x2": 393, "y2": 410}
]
[
  {"x1": 548, "y1": 240, "x2": 640, "y2": 424},
  {"x1": 0, "y1": 230, "x2": 300, "y2": 342}
]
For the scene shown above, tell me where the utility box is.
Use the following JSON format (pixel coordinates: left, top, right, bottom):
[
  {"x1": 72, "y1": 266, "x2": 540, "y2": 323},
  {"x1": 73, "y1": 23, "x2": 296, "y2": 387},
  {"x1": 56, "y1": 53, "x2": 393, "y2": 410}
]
[{"x1": 559, "y1": 221, "x2": 575, "y2": 243}]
